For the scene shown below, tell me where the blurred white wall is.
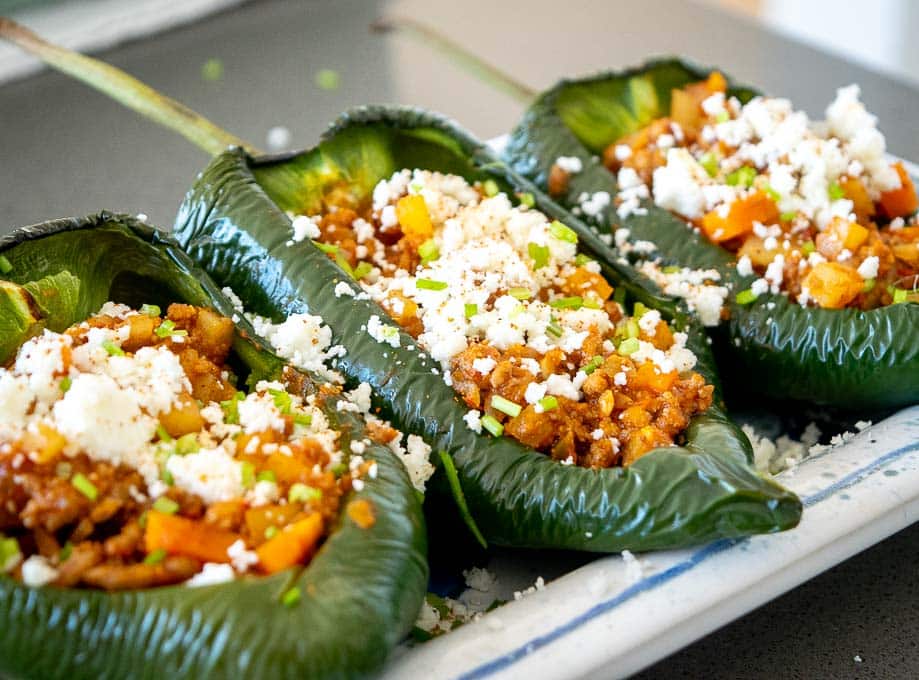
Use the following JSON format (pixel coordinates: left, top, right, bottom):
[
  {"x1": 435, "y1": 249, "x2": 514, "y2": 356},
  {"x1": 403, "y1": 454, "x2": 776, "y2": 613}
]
[{"x1": 707, "y1": 0, "x2": 919, "y2": 87}]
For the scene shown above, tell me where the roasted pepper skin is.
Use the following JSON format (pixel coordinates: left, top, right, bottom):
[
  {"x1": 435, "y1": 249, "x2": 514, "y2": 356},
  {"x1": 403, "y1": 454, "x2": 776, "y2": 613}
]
[
  {"x1": 174, "y1": 106, "x2": 800, "y2": 554},
  {"x1": 503, "y1": 58, "x2": 919, "y2": 411},
  {"x1": 0, "y1": 214, "x2": 428, "y2": 680}
]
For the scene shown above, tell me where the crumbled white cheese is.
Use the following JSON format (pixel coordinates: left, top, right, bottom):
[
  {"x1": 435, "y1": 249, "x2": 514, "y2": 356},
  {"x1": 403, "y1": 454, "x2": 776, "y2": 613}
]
[
  {"x1": 463, "y1": 566, "x2": 498, "y2": 593},
  {"x1": 463, "y1": 409, "x2": 483, "y2": 433},
  {"x1": 186, "y1": 562, "x2": 236, "y2": 587},
  {"x1": 227, "y1": 539, "x2": 259, "y2": 573},
  {"x1": 334, "y1": 281, "x2": 356, "y2": 297},
  {"x1": 401, "y1": 435, "x2": 435, "y2": 492},
  {"x1": 167, "y1": 448, "x2": 245, "y2": 504},
  {"x1": 555, "y1": 156, "x2": 583, "y2": 174},
  {"x1": 367, "y1": 315, "x2": 401, "y2": 348},
  {"x1": 290, "y1": 215, "x2": 321, "y2": 243},
  {"x1": 513, "y1": 576, "x2": 546, "y2": 601},
  {"x1": 20, "y1": 555, "x2": 58, "y2": 587},
  {"x1": 857, "y1": 255, "x2": 879, "y2": 280},
  {"x1": 471, "y1": 357, "x2": 497, "y2": 375}
]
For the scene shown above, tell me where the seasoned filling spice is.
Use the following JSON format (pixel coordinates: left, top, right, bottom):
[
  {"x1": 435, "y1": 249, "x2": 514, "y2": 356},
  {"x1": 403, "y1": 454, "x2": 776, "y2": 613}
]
[
  {"x1": 297, "y1": 169, "x2": 714, "y2": 467},
  {"x1": 0, "y1": 303, "x2": 420, "y2": 590},
  {"x1": 594, "y1": 73, "x2": 919, "y2": 310}
]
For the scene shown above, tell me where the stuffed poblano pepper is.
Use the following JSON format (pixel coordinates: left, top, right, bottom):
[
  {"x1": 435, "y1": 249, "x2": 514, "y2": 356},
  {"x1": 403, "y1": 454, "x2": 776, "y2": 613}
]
[
  {"x1": 0, "y1": 213, "x2": 428, "y2": 679},
  {"x1": 0, "y1": 24, "x2": 799, "y2": 552},
  {"x1": 504, "y1": 58, "x2": 919, "y2": 410},
  {"x1": 174, "y1": 106, "x2": 800, "y2": 552}
]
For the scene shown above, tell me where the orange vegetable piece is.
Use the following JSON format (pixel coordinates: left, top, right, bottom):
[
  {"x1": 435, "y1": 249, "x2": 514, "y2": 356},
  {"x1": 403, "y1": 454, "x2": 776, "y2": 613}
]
[
  {"x1": 701, "y1": 192, "x2": 779, "y2": 243},
  {"x1": 669, "y1": 73, "x2": 725, "y2": 135},
  {"x1": 346, "y1": 499, "x2": 376, "y2": 529},
  {"x1": 802, "y1": 262, "x2": 863, "y2": 309},
  {"x1": 159, "y1": 395, "x2": 204, "y2": 438},
  {"x1": 737, "y1": 236, "x2": 780, "y2": 268},
  {"x1": 827, "y1": 217, "x2": 869, "y2": 251},
  {"x1": 840, "y1": 178, "x2": 875, "y2": 222},
  {"x1": 395, "y1": 195, "x2": 433, "y2": 240},
  {"x1": 144, "y1": 511, "x2": 241, "y2": 564},
  {"x1": 562, "y1": 267, "x2": 614, "y2": 301},
  {"x1": 383, "y1": 292, "x2": 419, "y2": 327},
  {"x1": 244, "y1": 504, "x2": 300, "y2": 542},
  {"x1": 843, "y1": 223, "x2": 869, "y2": 251},
  {"x1": 879, "y1": 162, "x2": 918, "y2": 219},
  {"x1": 705, "y1": 71, "x2": 728, "y2": 93},
  {"x1": 622, "y1": 426, "x2": 672, "y2": 466},
  {"x1": 20, "y1": 423, "x2": 67, "y2": 464},
  {"x1": 630, "y1": 361, "x2": 678, "y2": 393},
  {"x1": 264, "y1": 452, "x2": 309, "y2": 485},
  {"x1": 255, "y1": 513, "x2": 324, "y2": 574}
]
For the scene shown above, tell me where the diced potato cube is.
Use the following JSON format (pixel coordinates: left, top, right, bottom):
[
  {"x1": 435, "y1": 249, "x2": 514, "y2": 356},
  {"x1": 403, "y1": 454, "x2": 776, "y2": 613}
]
[{"x1": 803, "y1": 262, "x2": 863, "y2": 309}]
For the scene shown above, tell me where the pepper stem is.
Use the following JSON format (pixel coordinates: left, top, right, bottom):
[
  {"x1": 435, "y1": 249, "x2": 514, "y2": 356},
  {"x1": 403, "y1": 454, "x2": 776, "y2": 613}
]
[
  {"x1": 371, "y1": 15, "x2": 536, "y2": 105},
  {"x1": 0, "y1": 17, "x2": 260, "y2": 156}
]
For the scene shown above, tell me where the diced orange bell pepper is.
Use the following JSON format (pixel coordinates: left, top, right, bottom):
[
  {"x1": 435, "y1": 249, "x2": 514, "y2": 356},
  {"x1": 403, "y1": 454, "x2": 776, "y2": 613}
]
[
  {"x1": 701, "y1": 192, "x2": 779, "y2": 243},
  {"x1": 255, "y1": 513, "x2": 324, "y2": 574},
  {"x1": 562, "y1": 267, "x2": 614, "y2": 301},
  {"x1": 879, "y1": 162, "x2": 918, "y2": 219},
  {"x1": 802, "y1": 262, "x2": 864, "y2": 309},
  {"x1": 144, "y1": 511, "x2": 241, "y2": 564},
  {"x1": 395, "y1": 195, "x2": 433, "y2": 240}
]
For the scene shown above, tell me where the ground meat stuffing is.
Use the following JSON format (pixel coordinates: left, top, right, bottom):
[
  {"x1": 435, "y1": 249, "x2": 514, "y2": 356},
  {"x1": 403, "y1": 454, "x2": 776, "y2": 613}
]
[
  {"x1": 601, "y1": 73, "x2": 919, "y2": 309},
  {"x1": 296, "y1": 168, "x2": 715, "y2": 468},
  {"x1": 0, "y1": 303, "x2": 372, "y2": 590}
]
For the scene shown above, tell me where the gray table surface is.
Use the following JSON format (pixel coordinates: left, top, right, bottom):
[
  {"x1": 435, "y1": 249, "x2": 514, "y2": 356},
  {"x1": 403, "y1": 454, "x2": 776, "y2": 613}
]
[{"x1": 1, "y1": 0, "x2": 916, "y2": 676}]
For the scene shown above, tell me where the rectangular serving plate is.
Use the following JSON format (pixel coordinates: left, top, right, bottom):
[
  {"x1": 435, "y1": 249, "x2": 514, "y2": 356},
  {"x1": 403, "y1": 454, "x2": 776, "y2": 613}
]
[{"x1": 381, "y1": 148, "x2": 919, "y2": 679}]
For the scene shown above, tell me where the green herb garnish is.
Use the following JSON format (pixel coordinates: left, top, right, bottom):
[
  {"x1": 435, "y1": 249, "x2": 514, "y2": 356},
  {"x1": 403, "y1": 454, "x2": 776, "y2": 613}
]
[
  {"x1": 735, "y1": 288, "x2": 758, "y2": 305},
  {"x1": 726, "y1": 166, "x2": 756, "y2": 188},
  {"x1": 71, "y1": 473, "x2": 98, "y2": 501},
  {"x1": 491, "y1": 395, "x2": 522, "y2": 418},
  {"x1": 549, "y1": 220, "x2": 578, "y2": 244},
  {"x1": 144, "y1": 548, "x2": 167, "y2": 565},
  {"x1": 102, "y1": 339, "x2": 124, "y2": 356},
  {"x1": 152, "y1": 496, "x2": 179, "y2": 515},
  {"x1": 528, "y1": 241, "x2": 550, "y2": 269},
  {"x1": 549, "y1": 296, "x2": 583, "y2": 310},
  {"x1": 618, "y1": 337, "x2": 640, "y2": 356},
  {"x1": 418, "y1": 239, "x2": 440, "y2": 265},
  {"x1": 416, "y1": 278, "x2": 449, "y2": 291},
  {"x1": 289, "y1": 483, "x2": 321, "y2": 504},
  {"x1": 282, "y1": 586, "x2": 302, "y2": 607},
  {"x1": 537, "y1": 395, "x2": 558, "y2": 412},
  {"x1": 481, "y1": 415, "x2": 504, "y2": 437}
]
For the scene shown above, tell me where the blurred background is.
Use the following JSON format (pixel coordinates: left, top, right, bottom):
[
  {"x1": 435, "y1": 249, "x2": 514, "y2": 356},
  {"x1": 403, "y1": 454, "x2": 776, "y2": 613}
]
[{"x1": 0, "y1": 1, "x2": 918, "y2": 678}]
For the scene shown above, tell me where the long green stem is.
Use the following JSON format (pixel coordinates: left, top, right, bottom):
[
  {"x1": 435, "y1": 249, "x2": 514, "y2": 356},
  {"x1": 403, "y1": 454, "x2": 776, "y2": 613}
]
[
  {"x1": 372, "y1": 15, "x2": 536, "y2": 105},
  {"x1": 0, "y1": 17, "x2": 259, "y2": 156}
]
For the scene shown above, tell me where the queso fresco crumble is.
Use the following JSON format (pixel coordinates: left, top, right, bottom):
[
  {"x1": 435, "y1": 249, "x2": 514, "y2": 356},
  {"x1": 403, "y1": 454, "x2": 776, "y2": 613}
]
[
  {"x1": 583, "y1": 73, "x2": 918, "y2": 311},
  {"x1": 0, "y1": 301, "x2": 431, "y2": 590},
  {"x1": 293, "y1": 169, "x2": 714, "y2": 468}
]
